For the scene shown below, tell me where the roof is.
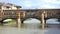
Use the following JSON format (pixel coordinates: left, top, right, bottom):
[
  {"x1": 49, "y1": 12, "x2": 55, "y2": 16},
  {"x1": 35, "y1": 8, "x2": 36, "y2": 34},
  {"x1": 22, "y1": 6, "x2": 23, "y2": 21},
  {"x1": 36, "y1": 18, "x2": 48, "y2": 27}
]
[{"x1": 0, "y1": 2, "x2": 21, "y2": 8}]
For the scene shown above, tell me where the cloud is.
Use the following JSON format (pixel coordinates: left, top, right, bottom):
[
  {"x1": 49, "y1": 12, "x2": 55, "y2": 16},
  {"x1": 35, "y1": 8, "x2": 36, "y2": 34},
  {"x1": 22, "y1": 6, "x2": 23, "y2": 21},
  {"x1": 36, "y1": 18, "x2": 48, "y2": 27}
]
[
  {"x1": 38, "y1": 0, "x2": 60, "y2": 4},
  {"x1": 20, "y1": 0, "x2": 60, "y2": 9},
  {"x1": 33, "y1": 0, "x2": 60, "y2": 8},
  {"x1": 40, "y1": 5, "x2": 56, "y2": 9},
  {"x1": 23, "y1": 0, "x2": 32, "y2": 7}
]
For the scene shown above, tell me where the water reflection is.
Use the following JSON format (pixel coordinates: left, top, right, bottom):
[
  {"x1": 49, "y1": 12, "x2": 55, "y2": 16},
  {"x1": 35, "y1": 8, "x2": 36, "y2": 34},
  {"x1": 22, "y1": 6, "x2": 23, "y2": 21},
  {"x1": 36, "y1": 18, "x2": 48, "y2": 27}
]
[{"x1": 0, "y1": 18, "x2": 60, "y2": 34}]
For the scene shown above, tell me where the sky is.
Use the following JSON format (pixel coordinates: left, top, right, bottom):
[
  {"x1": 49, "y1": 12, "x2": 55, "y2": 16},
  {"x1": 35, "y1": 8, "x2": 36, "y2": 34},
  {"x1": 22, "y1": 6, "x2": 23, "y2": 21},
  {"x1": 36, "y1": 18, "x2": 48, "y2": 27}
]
[{"x1": 0, "y1": 0, "x2": 60, "y2": 9}]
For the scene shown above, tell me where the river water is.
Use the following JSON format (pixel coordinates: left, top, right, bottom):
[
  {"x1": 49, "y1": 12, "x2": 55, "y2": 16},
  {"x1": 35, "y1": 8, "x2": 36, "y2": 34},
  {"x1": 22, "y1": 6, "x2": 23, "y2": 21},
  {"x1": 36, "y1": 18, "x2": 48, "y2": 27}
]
[{"x1": 0, "y1": 18, "x2": 60, "y2": 34}]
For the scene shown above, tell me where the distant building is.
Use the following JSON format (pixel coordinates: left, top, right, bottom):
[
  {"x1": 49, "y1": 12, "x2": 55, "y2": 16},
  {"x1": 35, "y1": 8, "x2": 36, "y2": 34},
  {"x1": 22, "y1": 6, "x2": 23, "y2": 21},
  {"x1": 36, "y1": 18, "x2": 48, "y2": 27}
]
[{"x1": 0, "y1": 2, "x2": 21, "y2": 10}]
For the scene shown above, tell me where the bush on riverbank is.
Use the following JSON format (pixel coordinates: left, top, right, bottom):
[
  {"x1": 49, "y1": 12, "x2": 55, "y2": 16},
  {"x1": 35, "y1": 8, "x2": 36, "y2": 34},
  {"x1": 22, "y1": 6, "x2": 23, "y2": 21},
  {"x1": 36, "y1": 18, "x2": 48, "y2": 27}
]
[
  {"x1": 2, "y1": 19, "x2": 16, "y2": 26},
  {"x1": 3, "y1": 19, "x2": 16, "y2": 23}
]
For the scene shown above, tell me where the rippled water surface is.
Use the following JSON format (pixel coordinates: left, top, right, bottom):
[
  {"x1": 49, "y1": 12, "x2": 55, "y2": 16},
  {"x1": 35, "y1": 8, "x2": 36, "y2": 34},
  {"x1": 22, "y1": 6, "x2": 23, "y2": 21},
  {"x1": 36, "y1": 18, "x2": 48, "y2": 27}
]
[{"x1": 0, "y1": 19, "x2": 60, "y2": 34}]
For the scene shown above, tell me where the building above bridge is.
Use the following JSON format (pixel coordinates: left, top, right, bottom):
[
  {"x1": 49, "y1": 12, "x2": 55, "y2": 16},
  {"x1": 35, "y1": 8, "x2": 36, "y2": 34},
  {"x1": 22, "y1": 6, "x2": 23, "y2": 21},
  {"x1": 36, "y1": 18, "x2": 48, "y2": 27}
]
[{"x1": 0, "y1": 2, "x2": 21, "y2": 10}]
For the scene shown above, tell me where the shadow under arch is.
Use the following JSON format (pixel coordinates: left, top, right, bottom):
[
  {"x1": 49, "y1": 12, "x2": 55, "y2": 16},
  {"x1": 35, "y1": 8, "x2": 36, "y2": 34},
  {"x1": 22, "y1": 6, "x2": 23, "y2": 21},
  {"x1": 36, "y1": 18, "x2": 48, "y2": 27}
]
[{"x1": 21, "y1": 17, "x2": 41, "y2": 24}]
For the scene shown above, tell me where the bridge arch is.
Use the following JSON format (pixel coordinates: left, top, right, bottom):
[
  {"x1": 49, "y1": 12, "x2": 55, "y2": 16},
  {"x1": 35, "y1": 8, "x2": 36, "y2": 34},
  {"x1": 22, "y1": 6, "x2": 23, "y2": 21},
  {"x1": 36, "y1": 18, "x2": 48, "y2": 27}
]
[
  {"x1": 3, "y1": 18, "x2": 16, "y2": 22},
  {"x1": 21, "y1": 17, "x2": 41, "y2": 23},
  {"x1": 45, "y1": 18, "x2": 60, "y2": 20},
  {"x1": 0, "y1": 18, "x2": 17, "y2": 24},
  {"x1": 46, "y1": 18, "x2": 60, "y2": 24}
]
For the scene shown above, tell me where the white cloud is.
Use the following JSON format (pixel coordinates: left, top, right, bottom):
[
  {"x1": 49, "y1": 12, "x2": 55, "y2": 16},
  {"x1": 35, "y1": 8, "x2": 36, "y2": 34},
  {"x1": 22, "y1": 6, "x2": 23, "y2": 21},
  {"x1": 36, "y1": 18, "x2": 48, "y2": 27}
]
[
  {"x1": 20, "y1": 0, "x2": 60, "y2": 9},
  {"x1": 35, "y1": 0, "x2": 60, "y2": 8},
  {"x1": 38, "y1": 0, "x2": 60, "y2": 3},
  {"x1": 23, "y1": 0, "x2": 32, "y2": 7},
  {"x1": 40, "y1": 5, "x2": 56, "y2": 9}
]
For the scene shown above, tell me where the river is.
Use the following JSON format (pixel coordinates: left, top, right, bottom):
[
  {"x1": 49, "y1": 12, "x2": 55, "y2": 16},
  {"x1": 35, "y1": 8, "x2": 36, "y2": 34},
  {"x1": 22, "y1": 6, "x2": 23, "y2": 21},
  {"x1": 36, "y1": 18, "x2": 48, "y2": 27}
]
[{"x1": 0, "y1": 18, "x2": 60, "y2": 34}]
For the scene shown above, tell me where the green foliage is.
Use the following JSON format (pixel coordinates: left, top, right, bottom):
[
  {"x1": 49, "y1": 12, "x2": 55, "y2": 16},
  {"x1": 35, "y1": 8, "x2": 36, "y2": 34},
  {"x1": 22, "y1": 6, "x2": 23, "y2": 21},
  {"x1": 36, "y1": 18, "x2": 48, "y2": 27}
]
[
  {"x1": 7, "y1": 20, "x2": 16, "y2": 23},
  {"x1": 4, "y1": 20, "x2": 16, "y2": 23}
]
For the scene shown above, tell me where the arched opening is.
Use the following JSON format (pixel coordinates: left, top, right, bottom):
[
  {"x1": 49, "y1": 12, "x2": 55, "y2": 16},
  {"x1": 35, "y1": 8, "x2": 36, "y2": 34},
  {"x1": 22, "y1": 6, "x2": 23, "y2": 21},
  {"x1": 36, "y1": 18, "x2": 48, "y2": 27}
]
[
  {"x1": 22, "y1": 18, "x2": 41, "y2": 28},
  {"x1": 46, "y1": 18, "x2": 60, "y2": 28},
  {"x1": 23, "y1": 18, "x2": 41, "y2": 23},
  {"x1": 46, "y1": 18, "x2": 60, "y2": 24},
  {"x1": 3, "y1": 19, "x2": 16, "y2": 25}
]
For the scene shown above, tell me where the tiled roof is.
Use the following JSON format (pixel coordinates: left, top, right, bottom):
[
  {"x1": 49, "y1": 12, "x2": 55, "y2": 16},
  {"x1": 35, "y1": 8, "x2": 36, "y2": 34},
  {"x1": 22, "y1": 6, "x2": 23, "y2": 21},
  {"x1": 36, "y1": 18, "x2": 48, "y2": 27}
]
[{"x1": 0, "y1": 2, "x2": 21, "y2": 8}]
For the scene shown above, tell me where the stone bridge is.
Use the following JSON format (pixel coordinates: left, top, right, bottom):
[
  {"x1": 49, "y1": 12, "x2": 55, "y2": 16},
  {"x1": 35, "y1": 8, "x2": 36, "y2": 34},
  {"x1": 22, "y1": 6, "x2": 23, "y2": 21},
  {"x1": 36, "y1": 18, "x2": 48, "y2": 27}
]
[{"x1": 0, "y1": 9, "x2": 60, "y2": 27}]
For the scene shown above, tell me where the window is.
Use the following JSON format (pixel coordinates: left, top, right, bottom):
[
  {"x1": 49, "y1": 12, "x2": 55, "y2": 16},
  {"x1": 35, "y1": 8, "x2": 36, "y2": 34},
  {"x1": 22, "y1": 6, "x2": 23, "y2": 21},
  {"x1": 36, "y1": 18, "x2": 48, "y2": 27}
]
[{"x1": 6, "y1": 6, "x2": 10, "y2": 9}]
